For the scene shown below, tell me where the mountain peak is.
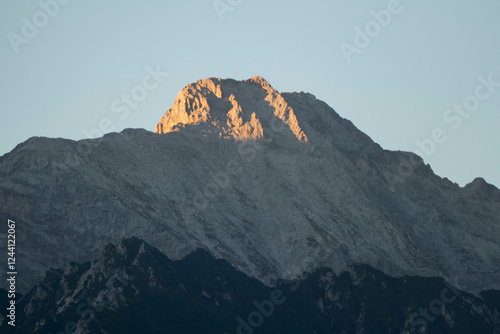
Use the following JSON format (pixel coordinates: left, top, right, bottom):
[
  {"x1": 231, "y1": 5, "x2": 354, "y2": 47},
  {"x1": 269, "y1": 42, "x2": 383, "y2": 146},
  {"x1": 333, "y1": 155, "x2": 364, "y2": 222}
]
[
  {"x1": 247, "y1": 75, "x2": 272, "y2": 88},
  {"x1": 155, "y1": 76, "x2": 308, "y2": 142},
  {"x1": 464, "y1": 177, "x2": 500, "y2": 201},
  {"x1": 3, "y1": 76, "x2": 500, "y2": 297}
]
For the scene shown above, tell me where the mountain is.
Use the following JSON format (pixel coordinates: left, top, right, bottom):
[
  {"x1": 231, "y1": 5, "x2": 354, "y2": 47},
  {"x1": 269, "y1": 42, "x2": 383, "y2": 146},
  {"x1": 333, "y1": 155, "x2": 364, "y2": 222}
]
[
  {"x1": 1, "y1": 76, "x2": 499, "y2": 294},
  {"x1": 1, "y1": 237, "x2": 499, "y2": 333}
]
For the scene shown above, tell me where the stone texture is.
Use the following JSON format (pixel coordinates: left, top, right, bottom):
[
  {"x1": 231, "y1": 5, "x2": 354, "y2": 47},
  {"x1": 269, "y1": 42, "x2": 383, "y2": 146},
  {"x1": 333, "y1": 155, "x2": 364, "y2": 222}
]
[
  {"x1": 3, "y1": 238, "x2": 499, "y2": 333},
  {"x1": 0, "y1": 76, "x2": 499, "y2": 294}
]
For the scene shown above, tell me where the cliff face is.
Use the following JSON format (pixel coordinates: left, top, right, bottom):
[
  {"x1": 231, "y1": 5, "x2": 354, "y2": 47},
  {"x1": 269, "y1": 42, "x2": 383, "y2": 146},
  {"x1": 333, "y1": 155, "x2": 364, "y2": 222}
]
[
  {"x1": 0, "y1": 76, "x2": 499, "y2": 294},
  {"x1": 155, "y1": 76, "x2": 308, "y2": 142}
]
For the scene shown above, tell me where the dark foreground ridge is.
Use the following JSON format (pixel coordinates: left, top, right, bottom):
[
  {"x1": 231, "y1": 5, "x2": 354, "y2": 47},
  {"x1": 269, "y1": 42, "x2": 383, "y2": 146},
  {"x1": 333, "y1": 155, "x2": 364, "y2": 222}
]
[
  {"x1": 1, "y1": 237, "x2": 499, "y2": 333},
  {"x1": 1, "y1": 76, "x2": 500, "y2": 295}
]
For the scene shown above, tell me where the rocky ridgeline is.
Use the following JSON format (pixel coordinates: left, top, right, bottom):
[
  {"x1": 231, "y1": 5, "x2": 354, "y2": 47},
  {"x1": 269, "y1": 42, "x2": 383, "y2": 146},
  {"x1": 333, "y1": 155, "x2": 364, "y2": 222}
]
[
  {"x1": 1, "y1": 238, "x2": 498, "y2": 333},
  {"x1": 0, "y1": 76, "x2": 499, "y2": 295}
]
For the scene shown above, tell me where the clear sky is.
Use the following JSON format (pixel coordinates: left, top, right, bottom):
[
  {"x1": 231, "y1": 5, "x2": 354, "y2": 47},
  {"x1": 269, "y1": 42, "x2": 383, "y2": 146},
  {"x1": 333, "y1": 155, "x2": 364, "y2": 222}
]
[{"x1": 1, "y1": 0, "x2": 499, "y2": 188}]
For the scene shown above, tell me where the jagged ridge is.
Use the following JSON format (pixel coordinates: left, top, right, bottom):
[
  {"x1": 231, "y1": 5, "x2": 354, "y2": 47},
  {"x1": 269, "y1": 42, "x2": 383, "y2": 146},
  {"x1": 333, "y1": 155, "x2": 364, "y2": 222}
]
[
  {"x1": 0, "y1": 76, "x2": 499, "y2": 296},
  {"x1": 155, "y1": 76, "x2": 308, "y2": 142},
  {"x1": 1, "y1": 238, "x2": 498, "y2": 333}
]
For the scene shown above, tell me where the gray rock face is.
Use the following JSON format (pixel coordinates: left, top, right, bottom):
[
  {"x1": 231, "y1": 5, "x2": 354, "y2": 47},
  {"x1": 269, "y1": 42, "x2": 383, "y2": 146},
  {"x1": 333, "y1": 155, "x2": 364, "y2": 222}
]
[{"x1": 0, "y1": 76, "x2": 499, "y2": 293}]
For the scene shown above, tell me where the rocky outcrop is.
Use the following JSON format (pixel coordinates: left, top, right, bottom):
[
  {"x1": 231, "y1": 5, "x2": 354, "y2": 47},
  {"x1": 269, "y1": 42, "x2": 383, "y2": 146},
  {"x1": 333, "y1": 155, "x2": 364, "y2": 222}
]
[
  {"x1": 2, "y1": 238, "x2": 498, "y2": 333},
  {"x1": 0, "y1": 76, "x2": 499, "y2": 294},
  {"x1": 155, "y1": 76, "x2": 308, "y2": 142}
]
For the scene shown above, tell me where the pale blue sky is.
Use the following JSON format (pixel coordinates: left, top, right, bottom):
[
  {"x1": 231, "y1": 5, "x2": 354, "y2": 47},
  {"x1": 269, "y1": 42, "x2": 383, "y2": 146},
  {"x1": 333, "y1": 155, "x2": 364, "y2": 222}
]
[{"x1": 1, "y1": 0, "x2": 499, "y2": 187}]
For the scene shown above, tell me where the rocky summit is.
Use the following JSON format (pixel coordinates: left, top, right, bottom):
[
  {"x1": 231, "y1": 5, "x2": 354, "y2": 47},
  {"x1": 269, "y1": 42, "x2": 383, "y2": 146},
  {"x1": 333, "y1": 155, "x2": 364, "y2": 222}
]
[
  {"x1": 0, "y1": 76, "x2": 499, "y2": 294},
  {"x1": 155, "y1": 76, "x2": 308, "y2": 142}
]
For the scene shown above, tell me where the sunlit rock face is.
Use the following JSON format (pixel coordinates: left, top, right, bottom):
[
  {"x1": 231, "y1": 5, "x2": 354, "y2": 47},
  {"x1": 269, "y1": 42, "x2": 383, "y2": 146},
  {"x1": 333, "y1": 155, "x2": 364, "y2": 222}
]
[
  {"x1": 155, "y1": 76, "x2": 308, "y2": 142},
  {"x1": 1, "y1": 76, "x2": 499, "y2": 294}
]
